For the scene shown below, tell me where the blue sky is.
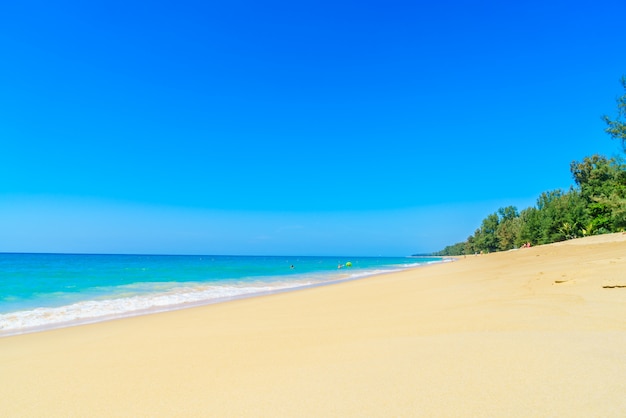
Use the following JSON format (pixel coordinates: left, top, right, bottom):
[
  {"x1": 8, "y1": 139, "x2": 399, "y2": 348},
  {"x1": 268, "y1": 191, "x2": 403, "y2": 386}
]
[{"x1": 1, "y1": 0, "x2": 625, "y2": 255}]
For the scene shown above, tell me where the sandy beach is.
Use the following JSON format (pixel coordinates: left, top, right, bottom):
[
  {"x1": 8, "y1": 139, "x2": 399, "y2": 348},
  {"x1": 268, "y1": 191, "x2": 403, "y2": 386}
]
[{"x1": 2, "y1": 233, "x2": 626, "y2": 417}]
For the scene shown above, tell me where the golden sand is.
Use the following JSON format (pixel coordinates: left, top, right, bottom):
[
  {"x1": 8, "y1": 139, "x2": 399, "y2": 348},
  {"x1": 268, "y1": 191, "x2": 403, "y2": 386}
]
[{"x1": 2, "y1": 233, "x2": 626, "y2": 417}]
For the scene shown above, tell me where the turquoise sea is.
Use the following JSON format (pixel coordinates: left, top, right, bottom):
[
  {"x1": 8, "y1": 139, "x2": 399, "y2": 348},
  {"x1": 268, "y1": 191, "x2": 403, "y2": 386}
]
[{"x1": 0, "y1": 253, "x2": 445, "y2": 336}]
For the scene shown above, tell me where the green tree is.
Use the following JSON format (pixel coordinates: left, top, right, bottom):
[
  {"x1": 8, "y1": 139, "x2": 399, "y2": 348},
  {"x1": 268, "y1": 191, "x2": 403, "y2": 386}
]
[
  {"x1": 536, "y1": 190, "x2": 564, "y2": 243},
  {"x1": 571, "y1": 154, "x2": 620, "y2": 199},
  {"x1": 433, "y1": 76, "x2": 626, "y2": 256},
  {"x1": 517, "y1": 207, "x2": 542, "y2": 246},
  {"x1": 464, "y1": 235, "x2": 476, "y2": 255},
  {"x1": 600, "y1": 193, "x2": 626, "y2": 231},
  {"x1": 523, "y1": 189, "x2": 584, "y2": 244},
  {"x1": 602, "y1": 76, "x2": 626, "y2": 152},
  {"x1": 496, "y1": 206, "x2": 520, "y2": 250},
  {"x1": 571, "y1": 155, "x2": 626, "y2": 232},
  {"x1": 474, "y1": 212, "x2": 500, "y2": 253}
]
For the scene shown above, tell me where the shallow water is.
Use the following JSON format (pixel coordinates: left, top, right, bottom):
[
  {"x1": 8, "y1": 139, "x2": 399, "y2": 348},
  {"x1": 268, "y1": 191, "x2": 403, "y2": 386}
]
[{"x1": 0, "y1": 253, "x2": 444, "y2": 335}]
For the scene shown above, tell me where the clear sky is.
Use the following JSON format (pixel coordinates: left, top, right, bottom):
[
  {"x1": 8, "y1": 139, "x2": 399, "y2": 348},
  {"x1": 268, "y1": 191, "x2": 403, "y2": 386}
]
[{"x1": 1, "y1": 0, "x2": 625, "y2": 256}]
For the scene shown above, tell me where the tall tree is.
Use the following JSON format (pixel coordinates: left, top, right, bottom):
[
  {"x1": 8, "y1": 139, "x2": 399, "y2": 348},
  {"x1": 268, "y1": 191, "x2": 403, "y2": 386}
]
[
  {"x1": 433, "y1": 76, "x2": 626, "y2": 256},
  {"x1": 518, "y1": 207, "x2": 542, "y2": 245},
  {"x1": 530, "y1": 189, "x2": 583, "y2": 243},
  {"x1": 602, "y1": 76, "x2": 626, "y2": 152},
  {"x1": 474, "y1": 212, "x2": 500, "y2": 253},
  {"x1": 571, "y1": 155, "x2": 626, "y2": 232},
  {"x1": 496, "y1": 206, "x2": 520, "y2": 250},
  {"x1": 571, "y1": 154, "x2": 618, "y2": 199}
]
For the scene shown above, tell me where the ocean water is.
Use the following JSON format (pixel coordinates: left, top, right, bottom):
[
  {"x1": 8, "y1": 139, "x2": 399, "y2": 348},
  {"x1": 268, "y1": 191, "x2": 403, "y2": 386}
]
[{"x1": 0, "y1": 253, "x2": 444, "y2": 336}]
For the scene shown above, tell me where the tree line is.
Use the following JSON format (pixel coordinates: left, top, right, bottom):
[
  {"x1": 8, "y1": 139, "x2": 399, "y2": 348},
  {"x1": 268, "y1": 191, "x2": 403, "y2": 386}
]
[{"x1": 435, "y1": 77, "x2": 626, "y2": 256}]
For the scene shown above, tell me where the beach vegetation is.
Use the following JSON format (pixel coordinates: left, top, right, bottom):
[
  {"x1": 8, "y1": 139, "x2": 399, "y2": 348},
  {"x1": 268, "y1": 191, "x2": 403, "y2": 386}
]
[
  {"x1": 497, "y1": 208, "x2": 521, "y2": 251},
  {"x1": 474, "y1": 213, "x2": 500, "y2": 253},
  {"x1": 602, "y1": 76, "x2": 626, "y2": 153},
  {"x1": 434, "y1": 77, "x2": 626, "y2": 256}
]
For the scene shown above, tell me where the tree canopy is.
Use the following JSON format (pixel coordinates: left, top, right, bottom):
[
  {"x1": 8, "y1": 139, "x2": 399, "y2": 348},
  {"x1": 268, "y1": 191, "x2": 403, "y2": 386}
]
[
  {"x1": 435, "y1": 77, "x2": 626, "y2": 256},
  {"x1": 603, "y1": 76, "x2": 626, "y2": 153}
]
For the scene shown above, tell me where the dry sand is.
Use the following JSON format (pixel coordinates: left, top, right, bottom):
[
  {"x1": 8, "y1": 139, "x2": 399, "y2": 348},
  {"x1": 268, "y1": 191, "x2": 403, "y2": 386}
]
[{"x1": 2, "y1": 233, "x2": 626, "y2": 417}]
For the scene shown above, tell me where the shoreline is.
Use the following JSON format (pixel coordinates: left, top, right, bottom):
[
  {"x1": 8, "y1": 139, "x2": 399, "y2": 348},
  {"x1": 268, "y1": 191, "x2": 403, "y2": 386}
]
[
  {"x1": 0, "y1": 258, "x2": 449, "y2": 338},
  {"x1": 2, "y1": 233, "x2": 626, "y2": 416}
]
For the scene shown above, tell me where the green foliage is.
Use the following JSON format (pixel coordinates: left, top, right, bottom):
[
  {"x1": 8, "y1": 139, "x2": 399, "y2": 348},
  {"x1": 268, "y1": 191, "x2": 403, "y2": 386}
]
[
  {"x1": 436, "y1": 160, "x2": 624, "y2": 256},
  {"x1": 571, "y1": 154, "x2": 621, "y2": 199},
  {"x1": 436, "y1": 207, "x2": 522, "y2": 255},
  {"x1": 496, "y1": 206, "x2": 520, "y2": 251},
  {"x1": 474, "y1": 212, "x2": 500, "y2": 253},
  {"x1": 497, "y1": 216, "x2": 521, "y2": 251},
  {"x1": 434, "y1": 241, "x2": 467, "y2": 256},
  {"x1": 517, "y1": 207, "x2": 542, "y2": 246},
  {"x1": 433, "y1": 76, "x2": 626, "y2": 256},
  {"x1": 571, "y1": 154, "x2": 626, "y2": 232},
  {"x1": 602, "y1": 76, "x2": 626, "y2": 152},
  {"x1": 533, "y1": 189, "x2": 586, "y2": 244}
]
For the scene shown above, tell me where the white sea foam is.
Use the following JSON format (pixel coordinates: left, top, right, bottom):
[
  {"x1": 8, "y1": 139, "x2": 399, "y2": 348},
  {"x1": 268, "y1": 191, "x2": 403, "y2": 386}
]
[
  {"x1": 0, "y1": 259, "x2": 446, "y2": 337},
  {"x1": 0, "y1": 281, "x2": 311, "y2": 335}
]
